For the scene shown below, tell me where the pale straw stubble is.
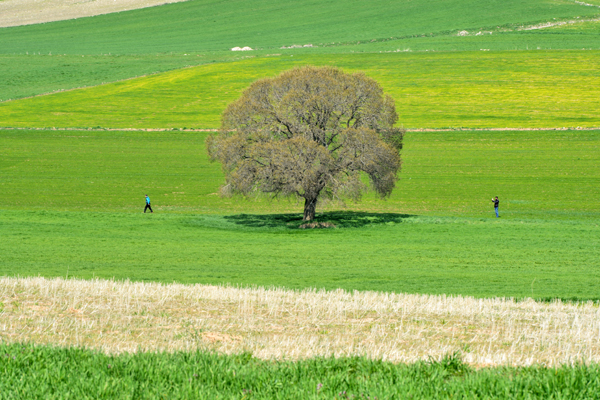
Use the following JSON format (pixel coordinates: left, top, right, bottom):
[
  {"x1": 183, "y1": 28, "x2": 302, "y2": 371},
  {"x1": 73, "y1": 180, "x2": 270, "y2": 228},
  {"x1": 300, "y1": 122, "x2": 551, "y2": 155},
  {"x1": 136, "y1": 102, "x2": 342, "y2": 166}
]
[{"x1": 1, "y1": 276, "x2": 599, "y2": 367}]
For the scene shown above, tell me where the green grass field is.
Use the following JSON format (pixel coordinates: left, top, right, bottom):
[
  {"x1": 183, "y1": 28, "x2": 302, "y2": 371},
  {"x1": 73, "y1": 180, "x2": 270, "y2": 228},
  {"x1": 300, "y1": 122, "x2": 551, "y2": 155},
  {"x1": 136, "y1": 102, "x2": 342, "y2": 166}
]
[
  {"x1": 2, "y1": 129, "x2": 598, "y2": 216},
  {"x1": 2, "y1": 29, "x2": 600, "y2": 104},
  {"x1": 2, "y1": 51, "x2": 600, "y2": 129},
  {"x1": 1, "y1": 129, "x2": 598, "y2": 300},
  {"x1": 0, "y1": 52, "x2": 243, "y2": 102},
  {"x1": 4, "y1": 343, "x2": 599, "y2": 399},
  {"x1": 2, "y1": 0, "x2": 600, "y2": 391},
  {"x1": 1, "y1": 0, "x2": 599, "y2": 104},
  {"x1": 2, "y1": 210, "x2": 599, "y2": 300},
  {"x1": 2, "y1": 0, "x2": 597, "y2": 55}
]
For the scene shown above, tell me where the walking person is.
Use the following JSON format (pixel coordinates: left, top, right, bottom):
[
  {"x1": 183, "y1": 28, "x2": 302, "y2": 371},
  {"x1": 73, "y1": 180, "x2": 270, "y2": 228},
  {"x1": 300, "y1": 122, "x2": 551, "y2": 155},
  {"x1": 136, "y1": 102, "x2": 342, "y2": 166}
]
[
  {"x1": 144, "y1": 194, "x2": 153, "y2": 213},
  {"x1": 491, "y1": 196, "x2": 499, "y2": 218}
]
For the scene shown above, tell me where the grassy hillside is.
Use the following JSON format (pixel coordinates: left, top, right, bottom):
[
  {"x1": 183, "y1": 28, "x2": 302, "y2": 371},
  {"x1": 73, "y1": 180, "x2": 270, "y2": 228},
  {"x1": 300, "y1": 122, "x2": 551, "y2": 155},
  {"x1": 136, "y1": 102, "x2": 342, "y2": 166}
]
[
  {"x1": 1, "y1": 129, "x2": 598, "y2": 299},
  {"x1": 2, "y1": 26, "x2": 600, "y2": 102},
  {"x1": 1, "y1": 0, "x2": 597, "y2": 55},
  {"x1": 2, "y1": 51, "x2": 599, "y2": 129},
  {"x1": 0, "y1": 53, "x2": 241, "y2": 102},
  {"x1": 0, "y1": 0, "x2": 598, "y2": 102}
]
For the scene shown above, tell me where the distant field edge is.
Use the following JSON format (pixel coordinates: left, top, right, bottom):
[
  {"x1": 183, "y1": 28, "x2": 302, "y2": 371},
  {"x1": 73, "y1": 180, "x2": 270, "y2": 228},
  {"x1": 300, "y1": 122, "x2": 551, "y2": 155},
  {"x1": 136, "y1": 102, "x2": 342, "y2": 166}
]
[
  {"x1": 3, "y1": 126, "x2": 600, "y2": 132},
  {"x1": 0, "y1": 126, "x2": 218, "y2": 132}
]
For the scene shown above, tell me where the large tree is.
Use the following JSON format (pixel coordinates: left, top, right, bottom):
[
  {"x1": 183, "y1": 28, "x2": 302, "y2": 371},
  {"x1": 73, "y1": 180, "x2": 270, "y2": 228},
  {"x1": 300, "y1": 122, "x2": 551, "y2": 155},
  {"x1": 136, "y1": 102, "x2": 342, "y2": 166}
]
[{"x1": 207, "y1": 66, "x2": 404, "y2": 221}]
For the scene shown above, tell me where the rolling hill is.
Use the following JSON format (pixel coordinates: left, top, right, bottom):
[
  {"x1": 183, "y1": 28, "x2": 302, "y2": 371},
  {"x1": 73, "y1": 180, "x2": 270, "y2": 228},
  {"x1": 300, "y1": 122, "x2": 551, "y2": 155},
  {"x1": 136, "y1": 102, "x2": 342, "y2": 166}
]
[{"x1": 1, "y1": 0, "x2": 598, "y2": 55}]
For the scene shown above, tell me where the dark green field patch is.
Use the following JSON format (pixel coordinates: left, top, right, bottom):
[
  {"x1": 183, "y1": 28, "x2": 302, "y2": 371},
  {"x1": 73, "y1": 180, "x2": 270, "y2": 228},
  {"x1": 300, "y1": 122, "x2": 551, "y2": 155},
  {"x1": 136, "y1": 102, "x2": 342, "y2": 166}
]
[
  {"x1": 2, "y1": 0, "x2": 597, "y2": 55},
  {"x1": 0, "y1": 53, "x2": 241, "y2": 102}
]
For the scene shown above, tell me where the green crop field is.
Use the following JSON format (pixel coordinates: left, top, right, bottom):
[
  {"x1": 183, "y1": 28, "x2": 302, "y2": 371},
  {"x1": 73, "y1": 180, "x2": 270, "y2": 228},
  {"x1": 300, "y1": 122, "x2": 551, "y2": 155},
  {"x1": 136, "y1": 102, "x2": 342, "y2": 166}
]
[
  {"x1": 2, "y1": 129, "x2": 598, "y2": 217},
  {"x1": 3, "y1": 210, "x2": 600, "y2": 300},
  {"x1": 2, "y1": 0, "x2": 598, "y2": 55},
  {"x1": 1, "y1": 129, "x2": 598, "y2": 300},
  {"x1": 1, "y1": 0, "x2": 599, "y2": 104},
  {"x1": 2, "y1": 343, "x2": 600, "y2": 399},
  {"x1": 2, "y1": 51, "x2": 600, "y2": 130},
  {"x1": 0, "y1": 53, "x2": 243, "y2": 102}
]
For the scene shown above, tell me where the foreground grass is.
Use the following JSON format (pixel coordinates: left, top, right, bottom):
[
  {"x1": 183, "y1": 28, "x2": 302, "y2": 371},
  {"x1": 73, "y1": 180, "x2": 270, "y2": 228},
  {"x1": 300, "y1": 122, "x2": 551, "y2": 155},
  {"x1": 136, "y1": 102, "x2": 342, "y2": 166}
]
[
  {"x1": 2, "y1": 277, "x2": 600, "y2": 366},
  {"x1": 2, "y1": 51, "x2": 599, "y2": 129},
  {"x1": 2, "y1": 343, "x2": 599, "y2": 399}
]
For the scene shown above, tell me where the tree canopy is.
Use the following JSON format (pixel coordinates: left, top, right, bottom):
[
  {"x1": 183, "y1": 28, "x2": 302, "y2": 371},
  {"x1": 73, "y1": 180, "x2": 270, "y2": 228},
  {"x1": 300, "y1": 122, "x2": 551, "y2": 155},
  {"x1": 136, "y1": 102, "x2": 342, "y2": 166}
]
[{"x1": 207, "y1": 66, "x2": 404, "y2": 221}]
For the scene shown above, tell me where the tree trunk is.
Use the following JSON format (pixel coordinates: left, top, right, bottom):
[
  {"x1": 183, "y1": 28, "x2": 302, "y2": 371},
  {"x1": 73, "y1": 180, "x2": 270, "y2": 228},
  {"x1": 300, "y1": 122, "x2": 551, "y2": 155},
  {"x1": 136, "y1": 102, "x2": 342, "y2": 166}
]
[{"x1": 303, "y1": 197, "x2": 317, "y2": 221}]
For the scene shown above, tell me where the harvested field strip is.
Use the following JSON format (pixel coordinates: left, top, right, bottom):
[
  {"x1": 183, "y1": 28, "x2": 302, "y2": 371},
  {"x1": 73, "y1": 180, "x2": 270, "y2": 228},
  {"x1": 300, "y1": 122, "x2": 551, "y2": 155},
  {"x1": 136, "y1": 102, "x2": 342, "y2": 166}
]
[
  {"x1": 0, "y1": 0, "x2": 189, "y2": 28},
  {"x1": 2, "y1": 277, "x2": 599, "y2": 367}
]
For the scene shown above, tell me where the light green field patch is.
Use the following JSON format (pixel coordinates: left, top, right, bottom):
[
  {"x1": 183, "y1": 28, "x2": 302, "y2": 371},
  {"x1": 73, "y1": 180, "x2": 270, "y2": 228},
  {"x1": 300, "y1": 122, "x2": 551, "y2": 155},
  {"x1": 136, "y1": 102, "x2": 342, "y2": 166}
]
[
  {"x1": 1, "y1": 129, "x2": 598, "y2": 218},
  {"x1": 1, "y1": 51, "x2": 599, "y2": 129}
]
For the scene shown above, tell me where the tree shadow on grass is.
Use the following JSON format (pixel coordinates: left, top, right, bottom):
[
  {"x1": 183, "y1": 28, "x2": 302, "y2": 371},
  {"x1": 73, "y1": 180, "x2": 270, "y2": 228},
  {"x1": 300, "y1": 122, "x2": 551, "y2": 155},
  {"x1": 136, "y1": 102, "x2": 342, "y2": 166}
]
[{"x1": 224, "y1": 211, "x2": 414, "y2": 229}]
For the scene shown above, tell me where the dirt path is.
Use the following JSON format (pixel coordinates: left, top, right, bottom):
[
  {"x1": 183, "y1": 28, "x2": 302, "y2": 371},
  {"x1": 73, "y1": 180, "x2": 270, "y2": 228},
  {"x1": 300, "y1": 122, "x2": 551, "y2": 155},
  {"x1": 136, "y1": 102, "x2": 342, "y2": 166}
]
[{"x1": 0, "y1": 0, "x2": 190, "y2": 28}]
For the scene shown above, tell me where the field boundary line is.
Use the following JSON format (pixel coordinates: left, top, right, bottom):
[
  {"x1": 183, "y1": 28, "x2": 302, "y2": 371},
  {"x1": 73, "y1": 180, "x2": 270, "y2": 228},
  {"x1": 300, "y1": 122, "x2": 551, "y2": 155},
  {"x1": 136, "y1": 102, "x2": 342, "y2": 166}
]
[
  {"x1": 518, "y1": 16, "x2": 600, "y2": 31},
  {"x1": 1, "y1": 126, "x2": 600, "y2": 133},
  {"x1": 407, "y1": 127, "x2": 600, "y2": 132},
  {"x1": 0, "y1": 126, "x2": 218, "y2": 132}
]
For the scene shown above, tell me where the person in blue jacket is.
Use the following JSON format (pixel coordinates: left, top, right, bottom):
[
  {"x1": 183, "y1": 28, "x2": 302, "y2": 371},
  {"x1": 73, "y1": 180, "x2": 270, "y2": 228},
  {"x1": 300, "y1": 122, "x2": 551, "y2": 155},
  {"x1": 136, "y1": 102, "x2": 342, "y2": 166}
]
[{"x1": 144, "y1": 194, "x2": 153, "y2": 213}]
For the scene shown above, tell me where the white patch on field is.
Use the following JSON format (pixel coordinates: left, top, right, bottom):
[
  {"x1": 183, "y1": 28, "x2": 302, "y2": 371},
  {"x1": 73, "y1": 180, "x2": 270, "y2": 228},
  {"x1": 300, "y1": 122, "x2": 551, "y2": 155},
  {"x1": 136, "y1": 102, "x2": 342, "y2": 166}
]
[
  {"x1": 520, "y1": 17, "x2": 600, "y2": 30},
  {"x1": 573, "y1": 0, "x2": 600, "y2": 8},
  {"x1": 280, "y1": 44, "x2": 314, "y2": 49}
]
